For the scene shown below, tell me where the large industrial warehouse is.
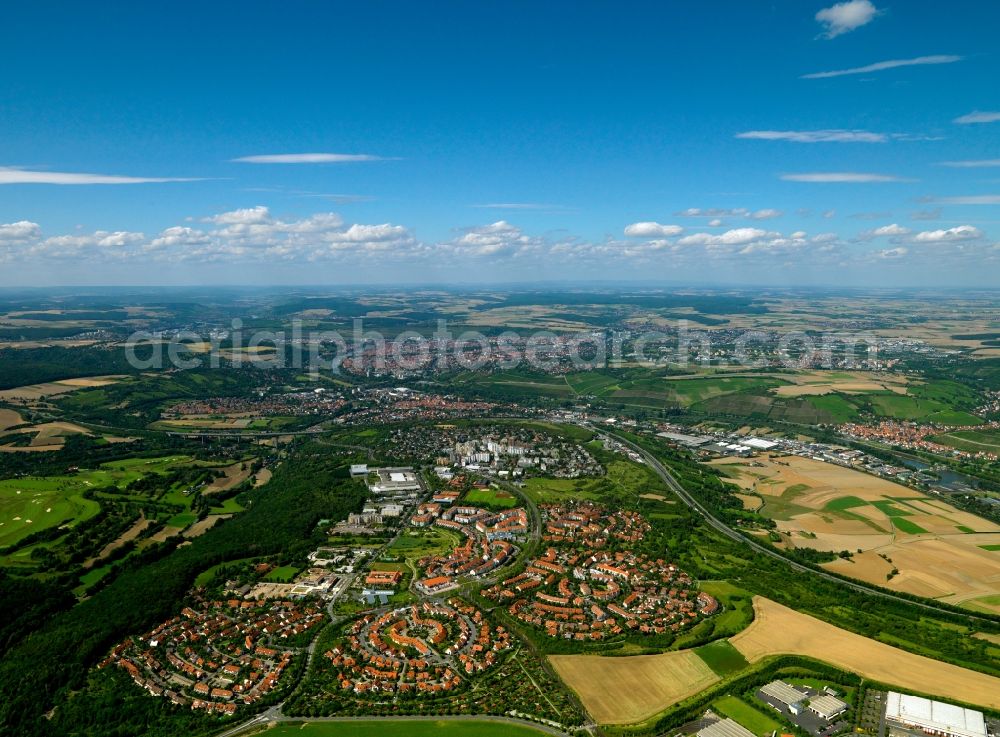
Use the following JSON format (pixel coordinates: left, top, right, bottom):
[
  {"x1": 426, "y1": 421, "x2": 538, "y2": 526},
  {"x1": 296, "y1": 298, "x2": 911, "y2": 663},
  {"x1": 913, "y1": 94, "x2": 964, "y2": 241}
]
[{"x1": 885, "y1": 692, "x2": 988, "y2": 737}]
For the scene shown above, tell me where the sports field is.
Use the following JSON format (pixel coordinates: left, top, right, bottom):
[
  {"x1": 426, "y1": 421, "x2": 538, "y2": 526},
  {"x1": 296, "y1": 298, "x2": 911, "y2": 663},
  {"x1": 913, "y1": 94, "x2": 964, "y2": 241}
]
[
  {"x1": 463, "y1": 487, "x2": 518, "y2": 508},
  {"x1": 731, "y1": 597, "x2": 1000, "y2": 710},
  {"x1": 711, "y1": 454, "x2": 1000, "y2": 610},
  {"x1": 549, "y1": 647, "x2": 719, "y2": 724},
  {"x1": 262, "y1": 719, "x2": 551, "y2": 737}
]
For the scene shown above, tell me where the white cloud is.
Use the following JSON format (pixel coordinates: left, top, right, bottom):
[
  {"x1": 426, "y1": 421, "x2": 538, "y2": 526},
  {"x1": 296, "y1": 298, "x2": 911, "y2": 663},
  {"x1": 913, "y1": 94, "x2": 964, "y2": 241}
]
[
  {"x1": 443, "y1": 221, "x2": 546, "y2": 258},
  {"x1": 781, "y1": 172, "x2": 911, "y2": 183},
  {"x1": 205, "y1": 206, "x2": 272, "y2": 225},
  {"x1": 953, "y1": 111, "x2": 1000, "y2": 125},
  {"x1": 0, "y1": 220, "x2": 42, "y2": 242},
  {"x1": 147, "y1": 226, "x2": 211, "y2": 251},
  {"x1": 675, "y1": 207, "x2": 782, "y2": 219},
  {"x1": 876, "y1": 247, "x2": 908, "y2": 259},
  {"x1": 939, "y1": 159, "x2": 1000, "y2": 168},
  {"x1": 0, "y1": 167, "x2": 201, "y2": 185},
  {"x1": 861, "y1": 223, "x2": 911, "y2": 239},
  {"x1": 737, "y1": 129, "x2": 887, "y2": 143},
  {"x1": 29, "y1": 230, "x2": 146, "y2": 259},
  {"x1": 802, "y1": 54, "x2": 961, "y2": 79},
  {"x1": 912, "y1": 225, "x2": 982, "y2": 243},
  {"x1": 677, "y1": 228, "x2": 771, "y2": 247},
  {"x1": 930, "y1": 195, "x2": 1000, "y2": 205},
  {"x1": 816, "y1": 0, "x2": 878, "y2": 38},
  {"x1": 708, "y1": 219, "x2": 723, "y2": 227},
  {"x1": 231, "y1": 153, "x2": 392, "y2": 164},
  {"x1": 624, "y1": 222, "x2": 684, "y2": 237}
]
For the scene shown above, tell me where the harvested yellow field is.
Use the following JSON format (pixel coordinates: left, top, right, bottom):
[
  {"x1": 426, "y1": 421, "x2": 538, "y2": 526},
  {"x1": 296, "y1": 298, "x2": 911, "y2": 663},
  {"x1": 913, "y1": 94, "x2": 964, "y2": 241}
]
[
  {"x1": 204, "y1": 462, "x2": 253, "y2": 493},
  {"x1": 770, "y1": 370, "x2": 909, "y2": 397},
  {"x1": 0, "y1": 409, "x2": 24, "y2": 431},
  {"x1": 56, "y1": 377, "x2": 120, "y2": 387},
  {"x1": 182, "y1": 513, "x2": 232, "y2": 538},
  {"x1": 0, "y1": 420, "x2": 91, "y2": 452},
  {"x1": 825, "y1": 537, "x2": 1000, "y2": 611},
  {"x1": 253, "y1": 468, "x2": 273, "y2": 487},
  {"x1": 732, "y1": 598, "x2": 1000, "y2": 709},
  {"x1": 159, "y1": 417, "x2": 253, "y2": 429},
  {"x1": 711, "y1": 455, "x2": 1000, "y2": 609},
  {"x1": 549, "y1": 649, "x2": 719, "y2": 724},
  {"x1": 0, "y1": 375, "x2": 122, "y2": 401}
]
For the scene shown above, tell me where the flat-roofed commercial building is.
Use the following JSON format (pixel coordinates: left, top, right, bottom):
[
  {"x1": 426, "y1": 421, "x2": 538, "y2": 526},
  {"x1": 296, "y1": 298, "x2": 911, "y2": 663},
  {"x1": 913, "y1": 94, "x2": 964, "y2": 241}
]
[
  {"x1": 368, "y1": 467, "x2": 422, "y2": 495},
  {"x1": 697, "y1": 718, "x2": 756, "y2": 737},
  {"x1": 761, "y1": 680, "x2": 808, "y2": 708},
  {"x1": 885, "y1": 692, "x2": 987, "y2": 737},
  {"x1": 809, "y1": 694, "x2": 849, "y2": 721}
]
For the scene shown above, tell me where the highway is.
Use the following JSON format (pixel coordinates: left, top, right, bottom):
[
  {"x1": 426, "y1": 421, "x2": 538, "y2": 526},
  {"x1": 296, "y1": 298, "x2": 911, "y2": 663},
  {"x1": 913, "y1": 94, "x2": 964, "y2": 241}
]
[{"x1": 600, "y1": 427, "x2": 999, "y2": 625}]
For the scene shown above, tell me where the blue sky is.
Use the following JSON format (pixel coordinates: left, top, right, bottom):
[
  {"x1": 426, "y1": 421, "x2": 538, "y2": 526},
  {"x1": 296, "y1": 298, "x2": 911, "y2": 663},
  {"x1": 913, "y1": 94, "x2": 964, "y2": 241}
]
[{"x1": 1, "y1": 0, "x2": 998, "y2": 286}]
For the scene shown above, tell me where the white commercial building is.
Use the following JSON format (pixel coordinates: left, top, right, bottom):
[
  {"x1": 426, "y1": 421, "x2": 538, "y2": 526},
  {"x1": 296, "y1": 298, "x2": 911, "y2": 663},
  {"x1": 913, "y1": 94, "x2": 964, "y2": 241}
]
[
  {"x1": 809, "y1": 694, "x2": 849, "y2": 720},
  {"x1": 885, "y1": 692, "x2": 987, "y2": 737},
  {"x1": 744, "y1": 437, "x2": 779, "y2": 450},
  {"x1": 761, "y1": 680, "x2": 808, "y2": 708},
  {"x1": 698, "y1": 718, "x2": 756, "y2": 737}
]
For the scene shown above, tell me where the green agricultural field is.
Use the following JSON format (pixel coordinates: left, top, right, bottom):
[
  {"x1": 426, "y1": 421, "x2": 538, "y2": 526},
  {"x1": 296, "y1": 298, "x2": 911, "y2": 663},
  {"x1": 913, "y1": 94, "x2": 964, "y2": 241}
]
[
  {"x1": 565, "y1": 371, "x2": 621, "y2": 395},
  {"x1": 892, "y1": 517, "x2": 929, "y2": 535},
  {"x1": 864, "y1": 389, "x2": 983, "y2": 425},
  {"x1": 666, "y1": 376, "x2": 787, "y2": 406},
  {"x1": 824, "y1": 495, "x2": 868, "y2": 512},
  {"x1": 713, "y1": 695, "x2": 784, "y2": 735},
  {"x1": 759, "y1": 486, "x2": 812, "y2": 521},
  {"x1": 263, "y1": 720, "x2": 552, "y2": 737},
  {"x1": 872, "y1": 500, "x2": 913, "y2": 517},
  {"x1": 692, "y1": 392, "x2": 850, "y2": 425},
  {"x1": 805, "y1": 394, "x2": 860, "y2": 423},
  {"x1": 695, "y1": 639, "x2": 749, "y2": 676}
]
